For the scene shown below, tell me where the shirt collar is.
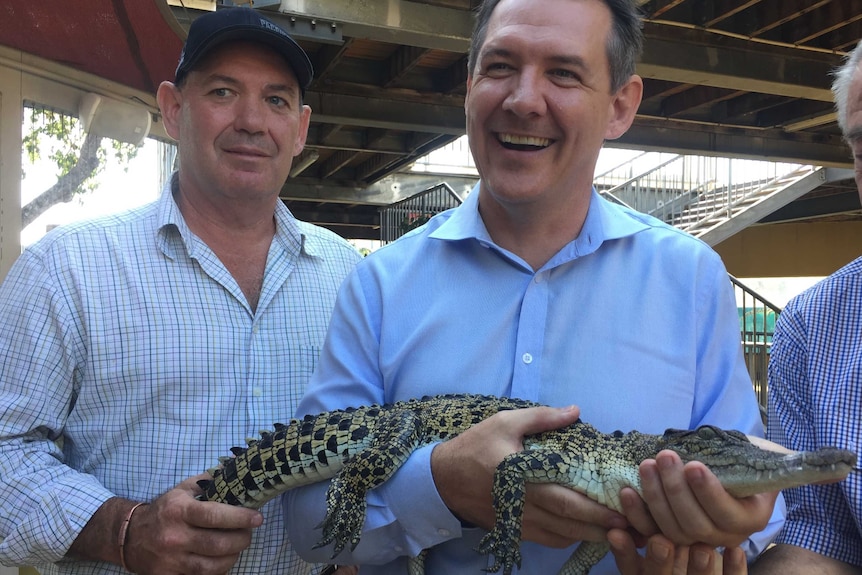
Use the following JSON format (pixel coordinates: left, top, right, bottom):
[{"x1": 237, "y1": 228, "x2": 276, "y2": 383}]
[
  {"x1": 427, "y1": 182, "x2": 492, "y2": 243},
  {"x1": 155, "y1": 172, "x2": 313, "y2": 260},
  {"x1": 428, "y1": 182, "x2": 652, "y2": 266}
]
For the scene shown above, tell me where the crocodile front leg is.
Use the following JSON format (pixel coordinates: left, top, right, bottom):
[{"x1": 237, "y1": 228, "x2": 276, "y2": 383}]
[
  {"x1": 315, "y1": 409, "x2": 424, "y2": 555},
  {"x1": 478, "y1": 445, "x2": 635, "y2": 575},
  {"x1": 477, "y1": 449, "x2": 573, "y2": 575}
]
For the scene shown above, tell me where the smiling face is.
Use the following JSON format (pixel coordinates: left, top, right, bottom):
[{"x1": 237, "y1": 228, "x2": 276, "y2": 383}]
[
  {"x1": 465, "y1": 0, "x2": 641, "y2": 219},
  {"x1": 158, "y1": 41, "x2": 311, "y2": 208}
]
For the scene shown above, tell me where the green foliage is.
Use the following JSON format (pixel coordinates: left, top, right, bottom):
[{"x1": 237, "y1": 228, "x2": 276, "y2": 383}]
[{"x1": 22, "y1": 107, "x2": 139, "y2": 194}]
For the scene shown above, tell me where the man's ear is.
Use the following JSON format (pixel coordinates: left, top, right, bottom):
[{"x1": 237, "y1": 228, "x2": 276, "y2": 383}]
[
  {"x1": 156, "y1": 81, "x2": 182, "y2": 141},
  {"x1": 604, "y1": 74, "x2": 643, "y2": 141}
]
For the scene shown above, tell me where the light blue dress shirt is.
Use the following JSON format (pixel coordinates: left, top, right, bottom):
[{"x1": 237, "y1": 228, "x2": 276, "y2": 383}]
[
  {"x1": 767, "y1": 256, "x2": 862, "y2": 566},
  {"x1": 0, "y1": 175, "x2": 360, "y2": 574},
  {"x1": 285, "y1": 185, "x2": 784, "y2": 574}
]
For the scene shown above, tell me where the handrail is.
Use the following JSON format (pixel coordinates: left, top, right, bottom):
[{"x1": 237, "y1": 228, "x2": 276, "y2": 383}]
[
  {"x1": 379, "y1": 182, "x2": 462, "y2": 243},
  {"x1": 729, "y1": 275, "x2": 782, "y2": 413}
]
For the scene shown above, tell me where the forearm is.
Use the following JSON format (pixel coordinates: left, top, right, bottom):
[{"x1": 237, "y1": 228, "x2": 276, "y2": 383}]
[
  {"x1": 67, "y1": 497, "x2": 139, "y2": 566},
  {"x1": 750, "y1": 544, "x2": 862, "y2": 575},
  {"x1": 0, "y1": 443, "x2": 115, "y2": 565}
]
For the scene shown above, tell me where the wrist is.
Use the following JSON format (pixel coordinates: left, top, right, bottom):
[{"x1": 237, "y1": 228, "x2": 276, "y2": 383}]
[
  {"x1": 118, "y1": 502, "x2": 148, "y2": 573},
  {"x1": 430, "y1": 442, "x2": 476, "y2": 526}
]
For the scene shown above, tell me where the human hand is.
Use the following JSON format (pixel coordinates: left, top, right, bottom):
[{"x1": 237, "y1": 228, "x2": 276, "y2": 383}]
[
  {"x1": 621, "y1": 450, "x2": 777, "y2": 548},
  {"x1": 430, "y1": 405, "x2": 629, "y2": 548},
  {"x1": 609, "y1": 531, "x2": 748, "y2": 575},
  {"x1": 122, "y1": 473, "x2": 263, "y2": 574}
]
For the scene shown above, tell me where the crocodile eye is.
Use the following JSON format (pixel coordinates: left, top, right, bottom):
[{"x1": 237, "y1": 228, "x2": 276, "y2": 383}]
[
  {"x1": 696, "y1": 426, "x2": 718, "y2": 439},
  {"x1": 726, "y1": 430, "x2": 749, "y2": 442}
]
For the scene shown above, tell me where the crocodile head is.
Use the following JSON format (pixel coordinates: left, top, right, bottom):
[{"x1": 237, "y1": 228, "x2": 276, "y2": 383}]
[{"x1": 655, "y1": 425, "x2": 858, "y2": 497}]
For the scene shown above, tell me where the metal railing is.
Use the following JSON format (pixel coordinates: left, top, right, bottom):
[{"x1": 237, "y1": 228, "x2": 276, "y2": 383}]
[
  {"x1": 595, "y1": 152, "x2": 804, "y2": 235},
  {"x1": 730, "y1": 276, "x2": 782, "y2": 411},
  {"x1": 380, "y1": 183, "x2": 463, "y2": 244}
]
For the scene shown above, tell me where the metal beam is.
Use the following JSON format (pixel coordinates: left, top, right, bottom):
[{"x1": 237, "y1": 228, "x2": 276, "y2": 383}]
[
  {"x1": 320, "y1": 150, "x2": 358, "y2": 179},
  {"x1": 615, "y1": 116, "x2": 852, "y2": 167},
  {"x1": 759, "y1": 173, "x2": 859, "y2": 223},
  {"x1": 739, "y1": 0, "x2": 832, "y2": 37},
  {"x1": 276, "y1": 1, "x2": 840, "y2": 102},
  {"x1": 299, "y1": 89, "x2": 850, "y2": 165},
  {"x1": 304, "y1": 90, "x2": 466, "y2": 134},
  {"x1": 660, "y1": 86, "x2": 742, "y2": 116},
  {"x1": 277, "y1": 0, "x2": 473, "y2": 52},
  {"x1": 638, "y1": 23, "x2": 839, "y2": 102},
  {"x1": 310, "y1": 40, "x2": 352, "y2": 86},
  {"x1": 385, "y1": 45, "x2": 430, "y2": 88},
  {"x1": 701, "y1": 0, "x2": 763, "y2": 28}
]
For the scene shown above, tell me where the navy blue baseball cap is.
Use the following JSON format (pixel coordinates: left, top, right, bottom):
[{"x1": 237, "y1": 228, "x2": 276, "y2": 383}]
[{"x1": 175, "y1": 7, "x2": 313, "y2": 95}]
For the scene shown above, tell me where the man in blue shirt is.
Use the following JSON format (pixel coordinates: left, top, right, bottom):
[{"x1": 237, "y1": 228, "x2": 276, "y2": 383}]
[
  {"x1": 749, "y1": 41, "x2": 862, "y2": 575},
  {"x1": 0, "y1": 8, "x2": 359, "y2": 575},
  {"x1": 285, "y1": 0, "x2": 782, "y2": 573}
]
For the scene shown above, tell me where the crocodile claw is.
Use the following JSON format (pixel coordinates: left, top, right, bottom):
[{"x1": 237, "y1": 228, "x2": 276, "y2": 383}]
[
  {"x1": 313, "y1": 474, "x2": 367, "y2": 556},
  {"x1": 476, "y1": 529, "x2": 522, "y2": 575}
]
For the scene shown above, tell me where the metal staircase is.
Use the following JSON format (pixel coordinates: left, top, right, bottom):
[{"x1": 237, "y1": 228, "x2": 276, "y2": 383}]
[
  {"x1": 594, "y1": 153, "x2": 850, "y2": 247},
  {"x1": 676, "y1": 166, "x2": 827, "y2": 246}
]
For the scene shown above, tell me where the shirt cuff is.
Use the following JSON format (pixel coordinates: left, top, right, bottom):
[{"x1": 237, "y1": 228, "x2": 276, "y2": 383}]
[
  {"x1": 374, "y1": 442, "x2": 462, "y2": 550},
  {"x1": 0, "y1": 473, "x2": 115, "y2": 565}
]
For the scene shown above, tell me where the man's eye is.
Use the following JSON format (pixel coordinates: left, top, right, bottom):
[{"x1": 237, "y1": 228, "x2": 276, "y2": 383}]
[
  {"x1": 552, "y1": 69, "x2": 578, "y2": 80},
  {"x1": 267, "y1": 96, "x2": 287, "y2": 107},
  {"x1": 485, "y1": 62, "x2": 511, "y2": 73}
]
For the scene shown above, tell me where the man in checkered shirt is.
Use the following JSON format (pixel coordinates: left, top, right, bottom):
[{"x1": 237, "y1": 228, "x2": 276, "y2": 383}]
[
  {"x1": 0, "y1": 7, "x2": 359, "y2": 575},
  {"x1": 751, "y1": 40, "x2": 862, "y2": 575}
]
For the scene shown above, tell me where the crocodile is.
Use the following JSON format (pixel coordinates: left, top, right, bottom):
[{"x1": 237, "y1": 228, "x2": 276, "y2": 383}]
[{"x1": 198, "y1": 393, "x2": 857, "y2": 575}]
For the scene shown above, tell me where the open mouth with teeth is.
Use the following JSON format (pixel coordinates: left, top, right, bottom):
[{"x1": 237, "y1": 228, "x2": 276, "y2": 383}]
[{"x1": 498, "y1": 133, "x2": 552, "y2": 151}]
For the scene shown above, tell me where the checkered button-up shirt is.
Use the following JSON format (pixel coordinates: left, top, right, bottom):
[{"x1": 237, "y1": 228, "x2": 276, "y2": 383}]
[
  {"x1": 768, "y1": 256, "x2": 862, "y2": 566},
  {"x1": 0, "y1": 176, "x2": 360, "y2": 574}
]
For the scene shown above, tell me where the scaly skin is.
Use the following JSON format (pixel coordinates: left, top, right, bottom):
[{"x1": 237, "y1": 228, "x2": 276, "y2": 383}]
[{"x1": 198, "y1": 393, "x2": 858, "y2": 575}]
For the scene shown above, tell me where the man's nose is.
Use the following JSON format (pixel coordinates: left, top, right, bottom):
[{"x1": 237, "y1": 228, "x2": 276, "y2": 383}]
[
  {"x1": 234, "y1": 97, "x2": 267, "y2": 133},
  {"x1": 502, "y1": 70, "x2": 548, "y2": 117}
]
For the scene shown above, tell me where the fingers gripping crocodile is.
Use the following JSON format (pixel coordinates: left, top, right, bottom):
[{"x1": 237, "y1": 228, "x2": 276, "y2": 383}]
[{"x1": 198, "y1": 394, "x2": 857, "y2": 575}]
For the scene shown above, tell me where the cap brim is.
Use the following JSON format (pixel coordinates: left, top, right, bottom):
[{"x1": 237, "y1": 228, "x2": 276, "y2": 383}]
[{"x1": 176, "y1": 25, "x2": 313, "y2": 92}]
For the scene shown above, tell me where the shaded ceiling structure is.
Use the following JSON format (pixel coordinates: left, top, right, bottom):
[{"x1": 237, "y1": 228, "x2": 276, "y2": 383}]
[{"x1": 1, "y1": 0, "x2": 860, "y2": 239}]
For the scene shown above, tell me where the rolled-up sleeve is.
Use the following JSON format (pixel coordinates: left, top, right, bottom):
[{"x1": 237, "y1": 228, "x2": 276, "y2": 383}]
[{"x1": 0, "y1": 250, "x2": 115, "y2": 564}]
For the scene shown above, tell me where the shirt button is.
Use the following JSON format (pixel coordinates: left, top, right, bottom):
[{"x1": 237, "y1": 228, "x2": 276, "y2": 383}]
[
  {"x1": 252, "y1": 387, "x2": 263, "y2": 397},
  {"x1": 522, "y1": 353, "x2": 533, "y2": 364},
  {"x1": 437, "y1": 528, "x2": 451, "y2": 537},
  {"x1": 534, "y1": 275, "x2": 542, "y2": 283}
]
